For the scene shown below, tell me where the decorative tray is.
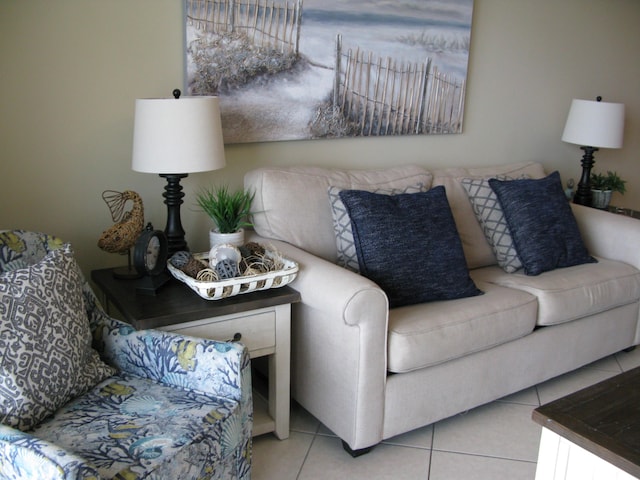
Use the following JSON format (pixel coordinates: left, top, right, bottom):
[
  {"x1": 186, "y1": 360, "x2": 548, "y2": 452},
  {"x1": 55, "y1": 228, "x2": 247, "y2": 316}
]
[{"x1": 167, "y1": 251, "x2": 299, "y2": 300}]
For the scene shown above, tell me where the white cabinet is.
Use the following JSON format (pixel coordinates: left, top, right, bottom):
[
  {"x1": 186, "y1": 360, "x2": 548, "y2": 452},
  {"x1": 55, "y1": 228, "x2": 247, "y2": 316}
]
[{"x1": 162, "y1": 303, "x2": 292, "y2": 439}]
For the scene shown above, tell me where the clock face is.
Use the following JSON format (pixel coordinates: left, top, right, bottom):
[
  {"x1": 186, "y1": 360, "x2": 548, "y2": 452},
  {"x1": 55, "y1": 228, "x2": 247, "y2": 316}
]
[
  {"x1": 134, "y1": 228, "x2": 168, "y2": 277},
  {"x1": 146, "y1": 236, "x2": 160, "y2": 270}
]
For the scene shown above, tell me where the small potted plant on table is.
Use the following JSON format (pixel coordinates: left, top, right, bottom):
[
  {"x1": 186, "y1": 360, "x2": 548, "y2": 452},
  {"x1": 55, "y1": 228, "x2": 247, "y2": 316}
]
[
  {"x1": 196, "y1": 185, "x2": 255, "y2": 248},
  {"x1": 590, "y1": 171, "x2": 626, "y2": 209}
]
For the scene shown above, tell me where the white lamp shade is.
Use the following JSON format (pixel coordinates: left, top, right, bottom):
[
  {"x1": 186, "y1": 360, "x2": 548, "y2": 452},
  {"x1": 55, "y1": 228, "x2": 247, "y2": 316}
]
[
  {"x1": 561, "y1": 98, "x2": 625, "y2": 149},
  {"x1": 132, "y1": 96, "x2": 226, "y2": 174}
]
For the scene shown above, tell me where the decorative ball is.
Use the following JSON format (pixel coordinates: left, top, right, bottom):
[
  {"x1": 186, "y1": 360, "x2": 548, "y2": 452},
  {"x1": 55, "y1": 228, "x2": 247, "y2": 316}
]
[
  {"x1": 209, "y1": 244, "x2": 241, "y2": 269},
  {"x1": 240, "y1": 241, "x2": 267, "y2": 271},
  {"x1": 196, "y1": 268, "x2": 218, "y2": 282},
  {"x1": 182, "y1": 257, "x2": 208, "y2": 278},
  {"x1": 241, "y1": 242, "x2": 265, "y2": 259},
  {"x1": 169, "y1": 251, "x2": 191, "y2": 268},
  {"x1": 215, "y1": 259, "x2": 240, "y2": 279}
]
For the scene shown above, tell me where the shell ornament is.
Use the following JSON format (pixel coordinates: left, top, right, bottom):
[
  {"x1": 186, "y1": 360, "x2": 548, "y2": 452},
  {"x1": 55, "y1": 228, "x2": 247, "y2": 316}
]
[{"x1": 98, "y1": 190, "x2": 145, "y2": 254}]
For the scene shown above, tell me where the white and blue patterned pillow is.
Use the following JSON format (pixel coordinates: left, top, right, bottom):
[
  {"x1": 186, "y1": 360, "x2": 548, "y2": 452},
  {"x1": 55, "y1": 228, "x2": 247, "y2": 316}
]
[
  {"x1": 461, "y1": 176, "x2": 523, "y2": 273},
  {"x1": 0, "y1": 245, "x2": 115, "y2": 431},
  {"x1": 328, "y1": 183, "x2": 427, "y2": 272}
]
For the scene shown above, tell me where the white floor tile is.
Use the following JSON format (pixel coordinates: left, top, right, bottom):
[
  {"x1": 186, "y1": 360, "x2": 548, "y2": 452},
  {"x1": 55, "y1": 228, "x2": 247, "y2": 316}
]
[
  {"x1": 615, "y1": 347, "x2": 640, "y2": 371},
  {"x1": 498, "y1": 386, "x2": 540, "y2": 406},
  {"x1": 536, "y1": 365, "x2": 622, "y2": 405},
  {"x1": 298, "y1": 435, "x2": 430, "y2": 480},
  {"x1": 584, "y1": 354, "x2": 624, "y2": 373},
  {"x1": 253, "y1": 354, "x2": 627, "y2": 479},
  {"x1": 432, "y1": 401, "x2": 541, "y2": 462},
  {"x1": 290, "y1": 400, "x2": 321, "y2": 434},
  {"x1": 315, "y1": 422, "x2": 336, "y2": 437},
  {"x1": 429, "y1": 450, "x2": 536, "y2": 480},
  {"x1": 382, "y1": 423, "x2": 434, "y2": 449},
  {"x1": 251, "y1": 431, "x2": 314, "y2": 480}
]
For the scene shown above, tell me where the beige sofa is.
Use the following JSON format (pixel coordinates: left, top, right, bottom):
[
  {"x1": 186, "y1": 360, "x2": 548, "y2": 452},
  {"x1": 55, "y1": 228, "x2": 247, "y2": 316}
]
[{"x1": 244, "y1": 162, "x2": 640, "y2": 455}]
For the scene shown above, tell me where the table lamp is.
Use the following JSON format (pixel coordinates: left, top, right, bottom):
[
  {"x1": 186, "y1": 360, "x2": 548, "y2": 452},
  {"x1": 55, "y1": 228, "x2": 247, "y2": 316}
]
[
  {"x1": 561, "y1": 96, "x2": 624, "y2": 206},
  {"x1": 132, "y1": 89, "x2": 226, "y2": 255}
]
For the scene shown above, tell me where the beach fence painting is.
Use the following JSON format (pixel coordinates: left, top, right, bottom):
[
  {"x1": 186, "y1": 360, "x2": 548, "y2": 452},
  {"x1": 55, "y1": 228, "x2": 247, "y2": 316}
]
[{"x1": 185, "y1": 0, "x2": 474, "y2": 144}]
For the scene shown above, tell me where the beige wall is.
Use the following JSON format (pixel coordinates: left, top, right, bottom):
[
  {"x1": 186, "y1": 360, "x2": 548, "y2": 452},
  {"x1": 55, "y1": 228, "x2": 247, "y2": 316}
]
[{"x1": 1, "y1": 0, "x2": 639, "y2": 274}]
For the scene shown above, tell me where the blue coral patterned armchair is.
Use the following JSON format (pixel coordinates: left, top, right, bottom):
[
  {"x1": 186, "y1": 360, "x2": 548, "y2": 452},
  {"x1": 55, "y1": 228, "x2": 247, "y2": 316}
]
[{"x1": 0, "y1": 230, "x2": 252, "y2": 479}]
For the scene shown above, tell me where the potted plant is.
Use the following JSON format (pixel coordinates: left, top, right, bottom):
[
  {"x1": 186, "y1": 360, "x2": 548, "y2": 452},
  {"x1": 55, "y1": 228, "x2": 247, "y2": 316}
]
[
  {"x1": 196, "y1": 185, "x2": 255, "y2": 247},
  {"x1": 590, "y1": 171, "x2": 626, "y2": 209}
]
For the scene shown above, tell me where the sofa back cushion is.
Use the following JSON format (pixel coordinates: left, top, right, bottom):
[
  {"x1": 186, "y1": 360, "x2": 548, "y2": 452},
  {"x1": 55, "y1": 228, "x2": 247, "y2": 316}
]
[
  {"x1": 245, "y1": 165, "x2": 433, "y2": 261},
  {"x1": 431, "y1": 162, "x2": 546, "y2": 269}
]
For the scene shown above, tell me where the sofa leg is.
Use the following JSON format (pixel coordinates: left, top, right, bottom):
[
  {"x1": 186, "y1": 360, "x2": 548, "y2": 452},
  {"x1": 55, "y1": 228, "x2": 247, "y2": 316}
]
[
  {"x1": 623, "y1": 346, "x2": 636, "y2": 353},
  {"x1": 342, "y1": 440, "x2": 374, "y2": 457}
]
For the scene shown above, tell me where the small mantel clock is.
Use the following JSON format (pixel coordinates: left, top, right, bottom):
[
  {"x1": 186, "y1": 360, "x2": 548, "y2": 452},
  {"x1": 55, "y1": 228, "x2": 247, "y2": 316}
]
[{"x1": 132, "y1": 223, "x2": 170, "y2": 295}]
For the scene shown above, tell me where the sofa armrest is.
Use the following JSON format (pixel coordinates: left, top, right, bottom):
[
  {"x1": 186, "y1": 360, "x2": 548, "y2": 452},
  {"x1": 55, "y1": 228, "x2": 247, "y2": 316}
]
[
  {"x1": 572, "y1": 204, "x2": 640, "y2": 269},
  {"x1": 0, "y1": 424, "x2": 103, "y2": 479},
  {"x1": 249, "y1": 232, "x2": 389, "y2": 450},
  {"x1": 250, "y1": 232, "x2": 388, "y2": 326},
  {"x1": 92, "y1": 313, "x2": 251, "y2": 403}
]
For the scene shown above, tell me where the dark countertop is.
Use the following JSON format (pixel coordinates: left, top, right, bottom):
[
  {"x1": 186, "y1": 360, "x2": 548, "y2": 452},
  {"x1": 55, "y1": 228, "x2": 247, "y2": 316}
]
[{"x1": 91, "y1": 268, "x2": 300, "y2": 330}]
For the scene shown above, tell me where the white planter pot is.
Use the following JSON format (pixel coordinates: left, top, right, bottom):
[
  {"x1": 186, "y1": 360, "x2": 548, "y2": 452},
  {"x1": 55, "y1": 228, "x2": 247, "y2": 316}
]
[
  {"x1": 591, "y1": 189, "x2": 612, "y2": 209},
  {"x1": 209, "y1": 228, "x2": 245, "y2": 249}
]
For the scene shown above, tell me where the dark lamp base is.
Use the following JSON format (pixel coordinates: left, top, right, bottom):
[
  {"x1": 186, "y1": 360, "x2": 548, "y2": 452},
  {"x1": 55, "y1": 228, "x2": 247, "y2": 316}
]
[
  {"x1": 572, "y1": 146, "x2": 598, "y2": 206},
  {"x1": 160, "y1": 173, "x2": 189, "y2": 255}
]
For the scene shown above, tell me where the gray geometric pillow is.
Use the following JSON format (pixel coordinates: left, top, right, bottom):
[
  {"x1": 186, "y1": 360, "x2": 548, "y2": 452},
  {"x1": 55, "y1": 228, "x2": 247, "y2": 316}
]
[
  {"x1": 328, "y1": 183, "x2": 427, "y2": 272},
  {"x1": 0, "y1": 245, "x2": 115, "y2": 431},
  {"x1": 461, "y1": 177, "x2": 523, "y2": 273}
]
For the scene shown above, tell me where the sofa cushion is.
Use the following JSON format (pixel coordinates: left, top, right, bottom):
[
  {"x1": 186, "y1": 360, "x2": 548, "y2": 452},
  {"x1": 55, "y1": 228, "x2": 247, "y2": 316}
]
[
  {"x1": 338, "y1": 186, "x2": 482, "y2": 308},
  {"x1": 461, "y1": 176, "x2": 523, "y2": 273},
  {"x1": 245, "y1": 165, "x2": 433, "y2": 262},
  {"x1": 431, "y1": 162, "x2": 547, "y2": 269},
  {"x1": 472, "y1": 259, "x2": 640, "y2": 326},
  {"x1": 387, "y1": 276, "x2": 537, "y2": 373},
  {"x1": 33, "y1": 372, "x2": 245, "y2": 479},
  {"x1": 0, "y1": 245, "x2": 115, "y2": 431},
  {"x1": 328, "y1": 182, "x2": 429, "y2": 272},
  {"x1": 489, "y1": 171, "x2": 596, "y2": 275}
]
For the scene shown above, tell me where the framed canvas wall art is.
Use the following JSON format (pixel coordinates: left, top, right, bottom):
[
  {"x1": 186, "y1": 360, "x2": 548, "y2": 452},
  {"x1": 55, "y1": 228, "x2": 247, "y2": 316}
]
[{"x1": 185, "y1": 0, "x2": 474, "y2": 144}]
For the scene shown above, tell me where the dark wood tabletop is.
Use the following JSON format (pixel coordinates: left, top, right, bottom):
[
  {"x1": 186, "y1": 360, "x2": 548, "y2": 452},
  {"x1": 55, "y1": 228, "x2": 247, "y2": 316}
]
[
  {"x1": 608, "y1": 205, "x2": 640, "y2": 219},
  {"x1": 91, "y1": 268, "x2": 300, "y2": 330},
  {"x1": 532, "y1": 366, "x2": 640, "y2": 478}
]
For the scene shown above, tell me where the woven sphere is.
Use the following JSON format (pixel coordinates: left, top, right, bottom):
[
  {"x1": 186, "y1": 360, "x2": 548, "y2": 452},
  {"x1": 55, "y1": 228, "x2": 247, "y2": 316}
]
[
  {"x1": 196, "y1": 268, "x2": 218, "y2": 282},
  {"x1": 170, "y1": 251, "x2": 208, "y2": 278},
  {"x1": 182, "y1": 257, "x2": 208, "y2": 278},
  {"x1": 215, "y1": 259, "x2": 239, "y2": 279},
  {"x1": 169, "y1": 251, "x2": 191, "y2": 268},
  {"x1": 240, "y1": 242, "x2": 265, "y2": 258}
]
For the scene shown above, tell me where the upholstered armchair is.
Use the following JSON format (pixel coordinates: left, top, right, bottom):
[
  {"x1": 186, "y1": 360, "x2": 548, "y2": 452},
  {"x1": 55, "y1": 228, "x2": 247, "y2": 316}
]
[{"x1": 0, "y1": 230, "x2": 252, "y2": 479}]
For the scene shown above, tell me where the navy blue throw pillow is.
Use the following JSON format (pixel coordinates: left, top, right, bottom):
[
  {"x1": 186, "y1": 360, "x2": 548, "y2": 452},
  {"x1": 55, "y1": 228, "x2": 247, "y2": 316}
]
[
  {"x1": 489, "y1": 171, "x2": 596, "y2": 276},
  {"x1": 338, "y1": 186, "x2": 482, "y2": 308}
]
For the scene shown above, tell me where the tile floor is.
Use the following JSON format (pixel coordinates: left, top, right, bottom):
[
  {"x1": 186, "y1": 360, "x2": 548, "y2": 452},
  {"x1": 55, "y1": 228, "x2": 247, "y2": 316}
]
[{"x1": 251, "y1": 348, "x2": 640, "y2": 479}]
